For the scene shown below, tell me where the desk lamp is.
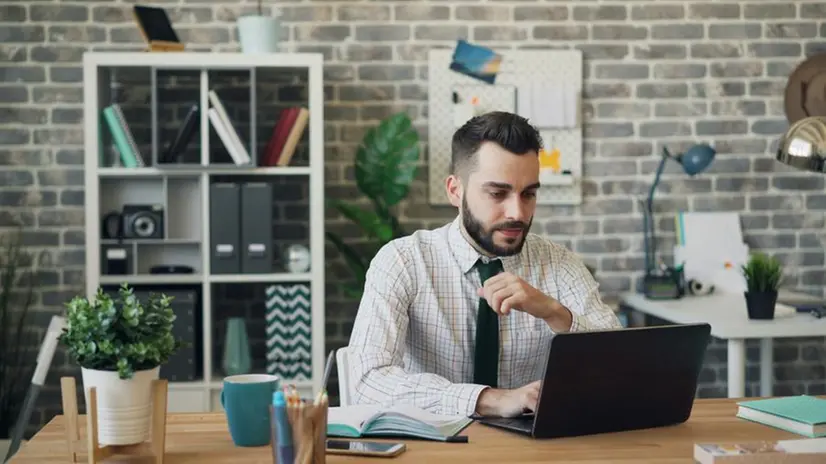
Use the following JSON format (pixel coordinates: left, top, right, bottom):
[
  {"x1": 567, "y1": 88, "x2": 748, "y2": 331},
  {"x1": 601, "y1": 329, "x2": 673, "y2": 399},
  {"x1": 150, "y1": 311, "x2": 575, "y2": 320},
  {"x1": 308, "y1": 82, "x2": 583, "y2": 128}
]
[
  {"x1": 775, "y1": 116, "x2": 826, "y2": 173},
  {"x1": 642, "y1": 143, "x2": 716, "y2": 299}
]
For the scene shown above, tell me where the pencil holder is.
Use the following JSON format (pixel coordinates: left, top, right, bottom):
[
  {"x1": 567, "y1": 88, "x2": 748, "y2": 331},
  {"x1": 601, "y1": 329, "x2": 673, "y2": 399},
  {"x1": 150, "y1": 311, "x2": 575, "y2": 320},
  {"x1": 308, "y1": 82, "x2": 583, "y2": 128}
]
[{"x1": 269, "y1": 397, "x2": 328, "y2": 464}]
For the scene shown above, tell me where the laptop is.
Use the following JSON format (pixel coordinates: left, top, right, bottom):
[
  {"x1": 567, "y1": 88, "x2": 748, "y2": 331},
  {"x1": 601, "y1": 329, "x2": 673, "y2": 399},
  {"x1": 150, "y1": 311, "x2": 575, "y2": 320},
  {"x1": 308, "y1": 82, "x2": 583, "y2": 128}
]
[{"x1": 476, "y1": 323, "x2": 711, "y2": 439}]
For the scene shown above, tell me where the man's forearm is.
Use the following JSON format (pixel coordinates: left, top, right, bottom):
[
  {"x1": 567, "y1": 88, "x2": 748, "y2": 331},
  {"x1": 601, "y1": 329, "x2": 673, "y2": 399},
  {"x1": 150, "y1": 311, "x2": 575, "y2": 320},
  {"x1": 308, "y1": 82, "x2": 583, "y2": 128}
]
[{"x1": 542, "y1": 299, "x2": 574, "y2": 332}]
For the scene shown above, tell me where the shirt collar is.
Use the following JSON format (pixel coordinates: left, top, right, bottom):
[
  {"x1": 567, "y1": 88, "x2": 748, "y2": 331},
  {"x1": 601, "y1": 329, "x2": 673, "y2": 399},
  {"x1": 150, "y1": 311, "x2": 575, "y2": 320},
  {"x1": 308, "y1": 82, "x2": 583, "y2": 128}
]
[{"x1": 447, "y1": 216, "x2": 523, "y2": 275}]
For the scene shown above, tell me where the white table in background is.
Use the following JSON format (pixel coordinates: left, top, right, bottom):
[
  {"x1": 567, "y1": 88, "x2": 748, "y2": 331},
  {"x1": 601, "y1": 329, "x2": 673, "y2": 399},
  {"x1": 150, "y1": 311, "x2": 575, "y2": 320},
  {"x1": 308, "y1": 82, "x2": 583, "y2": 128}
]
[{"x1": 619, "y1": 290, "x2": 826, "y2": 399}]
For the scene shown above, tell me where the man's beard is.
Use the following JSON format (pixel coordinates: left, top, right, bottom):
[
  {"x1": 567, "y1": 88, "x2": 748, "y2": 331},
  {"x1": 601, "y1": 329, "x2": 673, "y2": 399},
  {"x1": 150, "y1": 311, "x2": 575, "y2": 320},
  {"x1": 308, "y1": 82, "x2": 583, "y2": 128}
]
[{"x1": 461, "y1": 196, "x2": 532, "y2": 257}]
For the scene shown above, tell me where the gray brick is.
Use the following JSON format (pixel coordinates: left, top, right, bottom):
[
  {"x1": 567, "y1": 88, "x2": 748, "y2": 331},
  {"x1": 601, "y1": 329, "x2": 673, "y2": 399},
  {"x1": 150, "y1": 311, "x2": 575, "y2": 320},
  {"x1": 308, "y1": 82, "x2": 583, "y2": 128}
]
[
  {"x1": 30, "y1": 46, "x2": 85, "y2": 63},
  {"x1": 750, "y1": 194, "x2": 805, "y2": 211},
  {"x1": 48, "y1": 25, "x2": 107, "y2": 43},
  {"x1": 653, "y1": 63, "x2": 706, "y2": 79},
  {"x1": 749, "y1": 43, "x2": 802, "y2": 58},
  {"x1": 296, "y1": 25, "x2": 351, "y2": 42},
  {"x1": 576, "y1": 45, "x2": 629, "y2": 61},
  {"x1": 338, "y1": 5, "x2": 390, "y2": 21},
  {"x1": 690, "y1": 82, "x2": 745, "y2": 98},
  {"x1": 514, "y1": 6, "x2": 567, "y2": 21},
  {"x1": 477, "y1": 27, "x2": 527, "y2": 42},
  {"x1": 693, "y1": 195, "x2": 746, "y2": 212},
  {"x1": 0, "y1": 67, "x2": 45, "y2": 83},
  {"x1": 711, "y1": 100, "x2": 766, "y2": 117},
  {"x1": 0, "y1": 25, "x2": 45, "y2": 42},
  {"x1": 544, "y1": 219, "x2": 599, "y2": 236},
  {"x1": 631, "y1": 4, "x2": 684, "y2": 20},
  {"x1": 744, "y1": 3, "x2": 796, "y2": 19},
  {"x1": 30, "y1": 5, "x2": 88, "y2": 22},
  {"x1": 37, "y1": 169, "x2": 84, "y2": 187},
  {"x1": 715, "y1": 177, "x2": 769, "y2": 193},
  {"x1": 597, "y1": 103, "x2": 650, "y2": 119},
  {"x1": 595, "y1": 64, "x2": 649, "y2": 80},
  {"x1": 767, "y1": 61, "x2": 798, "y2": 78},
  {"x1": 358, "y1": 65, "x2": 414, "y2": 81},
  {"x1": 573, "y1": 5, "x2": 627, "y2": 21},
  {"x1": 0, "y1": 128, "x2": 30, "y2": 145},
  {"x1": 691, "y1": 43, "x2": 742, "y2": 59},
  {"x1": 695, "y1": 120, "x2": 748, "y2": 136},
  {"x1": 534, "y1": 25, "x2": 587, "y2": 41},
  {"x1": 633, "y1": 44, "x2": 686, "y2": 60},
  {"x1": 585, "y1": 123, "x2": 634, "y2": 139},
  {"x1": 651, "y1": 24, "x2": 703, "y2": 40},
  {"x1": 0, "y1": 5, "x2": 26, "y2": 21},
  {"x1": 750, "y1": 80, "x2": 785, "y2": 97},
  {"x1": 593, "y1": 25, "x2": 647, "y2": 41},
  {"x1": 576, "y1": 238, "x2": 630, "y2": 254},
  {"x1": 709, "y1": 23, "x2": 762, "y2": 40},
  {"x1": 752, "y1": 119, "x2": 788, "y2": 135},
  {"x1": 598, "y1": 141, "x2": 652, "y2": 158},
  {"x1": 415, "y1": 25, "x2": 468, "y2": 41},
  {"x1": 456, "y1": 6, "x2": 509, "y2": 21},
  {"x1": 654, "y1": 102, "x2": 706, "y2": 118},
  {"x1": 689, "y1": 3, "x2": 740, "y2": 19},
  {"x1": 585, "y1": 160, "x2": 637, "y2": 177},
  {"x1": 766, "y1": 22, "x2": 818, "y2": 39},
  {"x1": 710, "y1": 62, "x2": 763, "y2": 78},
  {"x1": 585, "y1": 83, "x2": 632, "y2": 99},
  {"x1": 602, "y1": 217, "x2": 644, "y2": 234},
  {"x1": 395, "y1": 5, "x2": 450, "y2": 21},
  {"x1": 773, "y1": 176, "x2": 824, "y2": 191},
  {"x1": 639, "y1": 121, "x2": 692, "y2": 138},
  {"x1": 0, "y1": 107, "x2": 47, "y2": 125},
  {"x1": 637, "y1": 83, "x2": 688, "y2": 99}
]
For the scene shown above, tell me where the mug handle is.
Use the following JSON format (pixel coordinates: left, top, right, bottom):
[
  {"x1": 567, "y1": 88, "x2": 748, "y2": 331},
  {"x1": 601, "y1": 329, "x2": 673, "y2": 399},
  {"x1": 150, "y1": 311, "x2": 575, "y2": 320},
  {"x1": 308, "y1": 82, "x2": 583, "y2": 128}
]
[{"x1": 221, "y1": 390, "x2": 225, "y2": 407}]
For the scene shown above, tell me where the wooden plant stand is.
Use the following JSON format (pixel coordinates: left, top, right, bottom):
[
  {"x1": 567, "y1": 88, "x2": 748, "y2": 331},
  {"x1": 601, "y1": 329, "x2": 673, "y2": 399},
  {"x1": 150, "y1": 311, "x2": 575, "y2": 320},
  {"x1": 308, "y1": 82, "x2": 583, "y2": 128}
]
[{"x1": 60, "y1": 376, "x2": 168, "y2": 464}]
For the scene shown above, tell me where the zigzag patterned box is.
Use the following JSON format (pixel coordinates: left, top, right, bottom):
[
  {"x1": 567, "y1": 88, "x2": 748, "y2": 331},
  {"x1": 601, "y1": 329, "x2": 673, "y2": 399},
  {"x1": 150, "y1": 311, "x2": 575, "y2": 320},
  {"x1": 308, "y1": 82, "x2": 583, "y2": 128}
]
[{"x1": 265, "y1": 283, "x2": 312, "y2": 381}]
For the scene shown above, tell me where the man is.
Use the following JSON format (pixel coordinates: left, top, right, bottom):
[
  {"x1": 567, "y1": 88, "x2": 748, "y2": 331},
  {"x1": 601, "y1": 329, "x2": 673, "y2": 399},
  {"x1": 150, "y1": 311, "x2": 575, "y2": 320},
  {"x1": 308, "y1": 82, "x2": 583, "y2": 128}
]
[{"x1": 345, "y1": 111, "x2": 621, "y2": 418}]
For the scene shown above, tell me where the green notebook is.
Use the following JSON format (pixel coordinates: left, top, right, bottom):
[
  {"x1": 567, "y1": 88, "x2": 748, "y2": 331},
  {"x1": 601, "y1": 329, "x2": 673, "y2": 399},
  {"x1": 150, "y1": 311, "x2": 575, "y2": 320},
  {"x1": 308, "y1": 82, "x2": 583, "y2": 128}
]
[
  {"x1": 326, "y1": 405, "x2": 472, "y2": 442},
  {"x1": 737, "y1": 395, "x2": 826, "y2": 437}
]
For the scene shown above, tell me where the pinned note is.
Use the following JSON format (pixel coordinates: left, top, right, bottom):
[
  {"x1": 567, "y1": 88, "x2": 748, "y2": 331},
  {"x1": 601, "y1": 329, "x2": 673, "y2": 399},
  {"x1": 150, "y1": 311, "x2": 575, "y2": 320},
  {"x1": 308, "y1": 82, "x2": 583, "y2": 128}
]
[{"x1": 452, "y1": 84, "x2": 516, "y2": 128}]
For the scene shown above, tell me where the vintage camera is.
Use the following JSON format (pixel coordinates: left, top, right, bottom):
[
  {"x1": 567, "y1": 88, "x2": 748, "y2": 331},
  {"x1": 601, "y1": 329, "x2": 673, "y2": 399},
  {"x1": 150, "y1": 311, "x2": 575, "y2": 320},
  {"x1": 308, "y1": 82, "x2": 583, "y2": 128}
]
[{"x1": 122, "y1": 204, "x2": 164, "y2": 239}]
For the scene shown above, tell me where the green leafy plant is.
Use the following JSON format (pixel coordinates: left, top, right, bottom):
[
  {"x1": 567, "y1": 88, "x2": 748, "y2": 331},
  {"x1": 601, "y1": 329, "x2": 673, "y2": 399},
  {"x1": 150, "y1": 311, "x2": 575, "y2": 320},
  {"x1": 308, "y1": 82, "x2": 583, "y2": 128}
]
[
  {"x1": 326, "y1": 112, "x2": 421, "y2": 299},
  {"x1": 741, "y1": 252, "x2": 783, "y2": 293},
  {"x1": 59, "y1": 284, "x2": 183, "y2": 380},
  {"x1": 0, "y1": 229, "x2": 35, "y2": 440}
]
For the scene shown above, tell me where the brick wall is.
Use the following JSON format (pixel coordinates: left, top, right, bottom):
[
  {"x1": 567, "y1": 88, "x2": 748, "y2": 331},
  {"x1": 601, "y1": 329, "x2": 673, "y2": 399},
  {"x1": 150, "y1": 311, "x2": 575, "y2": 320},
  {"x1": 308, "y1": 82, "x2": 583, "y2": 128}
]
[{"x1": 2, "y1": 0, "x2": 826, "y2": 434}]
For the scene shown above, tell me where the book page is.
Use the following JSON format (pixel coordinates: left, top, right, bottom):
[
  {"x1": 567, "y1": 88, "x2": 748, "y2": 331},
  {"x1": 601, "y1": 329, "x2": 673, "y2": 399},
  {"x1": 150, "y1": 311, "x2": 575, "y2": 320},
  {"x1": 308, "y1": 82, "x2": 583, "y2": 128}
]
[
  {"x1": 778, "y1": 437, "x2": 826, "y2": 453},
  {"x1": 328, "y1": 405, "x2": 386, "y2": 432}
]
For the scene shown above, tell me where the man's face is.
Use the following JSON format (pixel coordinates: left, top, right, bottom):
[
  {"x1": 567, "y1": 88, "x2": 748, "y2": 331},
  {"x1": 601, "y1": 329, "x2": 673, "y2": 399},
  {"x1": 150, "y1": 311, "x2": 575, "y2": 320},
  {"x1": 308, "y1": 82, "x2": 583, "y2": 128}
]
[{"x1": 454, "y1": 141, "x2": 540, "y2": 256}]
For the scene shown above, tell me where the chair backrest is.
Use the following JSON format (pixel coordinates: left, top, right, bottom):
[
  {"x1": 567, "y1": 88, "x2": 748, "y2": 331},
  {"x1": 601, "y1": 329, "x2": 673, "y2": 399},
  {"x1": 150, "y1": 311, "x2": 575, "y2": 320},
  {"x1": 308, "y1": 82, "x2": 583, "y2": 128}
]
[{"x1": 336, "y1": 348, "x2": 352, "y2": 406}]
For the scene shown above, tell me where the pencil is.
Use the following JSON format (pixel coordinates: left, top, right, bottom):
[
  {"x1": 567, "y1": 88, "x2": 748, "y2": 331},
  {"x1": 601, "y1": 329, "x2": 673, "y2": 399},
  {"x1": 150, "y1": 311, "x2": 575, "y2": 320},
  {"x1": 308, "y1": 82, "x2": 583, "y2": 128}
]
[{"x1": 312, "y1": 392, "x2": 328, "y2": 464}]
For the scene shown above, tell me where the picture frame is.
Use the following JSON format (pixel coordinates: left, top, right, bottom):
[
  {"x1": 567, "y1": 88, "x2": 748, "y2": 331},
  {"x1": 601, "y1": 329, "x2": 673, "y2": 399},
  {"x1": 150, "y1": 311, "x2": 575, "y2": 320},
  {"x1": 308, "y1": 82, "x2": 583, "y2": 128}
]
[{"x1": 132, "y1": 5, "x2": 185, "y2": 52}]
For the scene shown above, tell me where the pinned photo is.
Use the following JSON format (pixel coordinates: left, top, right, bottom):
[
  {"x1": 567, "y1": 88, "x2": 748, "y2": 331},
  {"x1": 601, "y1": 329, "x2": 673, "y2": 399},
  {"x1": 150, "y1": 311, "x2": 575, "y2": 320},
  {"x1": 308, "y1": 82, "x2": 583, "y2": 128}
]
[{"x1": 449, "y1": 40, "x2": 502, "y2": 84}]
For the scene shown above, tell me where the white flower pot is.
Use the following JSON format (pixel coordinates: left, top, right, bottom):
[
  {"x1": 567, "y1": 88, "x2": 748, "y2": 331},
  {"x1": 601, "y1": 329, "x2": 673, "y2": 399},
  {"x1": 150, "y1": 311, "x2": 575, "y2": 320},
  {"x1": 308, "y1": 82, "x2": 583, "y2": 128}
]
[
  {"x1": 81, "y1": 366, "x2": 160, "y2": 446},
  {"x1": 237, "y1": 15, "x2": 282, "y2": 53}
]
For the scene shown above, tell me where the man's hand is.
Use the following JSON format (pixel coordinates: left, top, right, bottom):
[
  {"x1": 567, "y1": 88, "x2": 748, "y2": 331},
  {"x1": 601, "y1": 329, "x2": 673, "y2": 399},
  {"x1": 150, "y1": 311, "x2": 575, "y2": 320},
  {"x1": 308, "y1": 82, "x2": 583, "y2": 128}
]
[
  {"x1": 477, "y1": 272, "x2": 573, "y2": 331},
  {"x1": 474, "y1": 381, "x2": 541, "y2": 418}
]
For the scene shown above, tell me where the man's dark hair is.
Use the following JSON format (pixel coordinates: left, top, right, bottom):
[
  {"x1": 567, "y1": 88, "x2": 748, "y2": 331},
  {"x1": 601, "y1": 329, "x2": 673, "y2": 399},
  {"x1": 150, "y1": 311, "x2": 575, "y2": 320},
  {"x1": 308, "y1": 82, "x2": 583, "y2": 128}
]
[{"x1": 450, "y1": 111, "x2": 543, "y2": 177}]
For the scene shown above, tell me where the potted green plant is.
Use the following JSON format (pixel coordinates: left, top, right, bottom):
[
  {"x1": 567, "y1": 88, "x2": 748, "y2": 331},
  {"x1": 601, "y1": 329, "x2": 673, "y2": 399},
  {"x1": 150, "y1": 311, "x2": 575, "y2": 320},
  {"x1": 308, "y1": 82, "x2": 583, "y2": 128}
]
[
  {"x1": 0, "y1": 229, "x2": 35, "y2": 462},
  {"x1": 325, "y1": 112, "x2": 421, "y2": 299},
  {"x1": 59, "y1": 284, "x2": 183, "y2": 446},
  {"x1": 741, "y1": 252, "x2": 783, "y2": 320},
  {"x1": 237, "y1": 0, "x2": 282, "y2": 53}
]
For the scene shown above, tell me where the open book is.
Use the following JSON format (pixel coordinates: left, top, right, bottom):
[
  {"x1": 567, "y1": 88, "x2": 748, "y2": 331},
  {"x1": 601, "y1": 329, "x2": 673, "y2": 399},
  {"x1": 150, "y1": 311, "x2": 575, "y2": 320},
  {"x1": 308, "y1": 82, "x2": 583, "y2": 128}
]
[{"x1": 326, "y1": 405, "x2": 472, "y2": 442}]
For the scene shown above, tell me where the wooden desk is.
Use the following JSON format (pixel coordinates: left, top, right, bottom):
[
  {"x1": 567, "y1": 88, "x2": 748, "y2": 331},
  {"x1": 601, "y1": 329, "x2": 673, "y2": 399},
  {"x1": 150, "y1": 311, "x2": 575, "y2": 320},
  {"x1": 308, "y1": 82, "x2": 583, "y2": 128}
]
[{"x1": 9, "y1": 397, "x2": 802, "y2": 463}]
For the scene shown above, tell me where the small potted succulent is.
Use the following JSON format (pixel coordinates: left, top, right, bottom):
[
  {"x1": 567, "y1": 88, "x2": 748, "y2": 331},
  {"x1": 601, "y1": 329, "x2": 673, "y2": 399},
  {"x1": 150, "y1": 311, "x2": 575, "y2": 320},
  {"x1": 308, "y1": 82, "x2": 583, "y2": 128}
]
[
  {"x1": 741, "y1": 252, "x2": 783, "y2": 320},
  {"x1": 59, "y1": 284, "x2": 182, "y2": 446}
]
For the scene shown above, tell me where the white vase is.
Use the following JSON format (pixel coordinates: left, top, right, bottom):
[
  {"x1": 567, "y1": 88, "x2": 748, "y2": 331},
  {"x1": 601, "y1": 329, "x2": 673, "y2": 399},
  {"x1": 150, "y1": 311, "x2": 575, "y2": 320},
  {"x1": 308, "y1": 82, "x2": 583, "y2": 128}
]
[
  {"x1": 237, "y1": 15, "x2": 281, "y2": 53},
  {"x1": 81, "y1": 366, "x2": 160, "y2": 446}
]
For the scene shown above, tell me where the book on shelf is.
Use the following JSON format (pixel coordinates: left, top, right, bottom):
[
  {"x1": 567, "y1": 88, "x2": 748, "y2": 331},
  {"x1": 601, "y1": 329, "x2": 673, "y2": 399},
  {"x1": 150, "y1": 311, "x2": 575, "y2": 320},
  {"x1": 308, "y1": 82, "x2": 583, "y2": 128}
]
[
  {"x1": 326, "y1": 405, "x2": 472, "y2": 442},
  {"x1": 737, "y1": 395, "x2": 826, "y2": 438},
  {"x1": 261, "y1": 106, "x2": 309, "y2": 167},
  {"x1": 101, "y1": 103, "x2": 145, "y2": 168},
  {"x1": 205, "y1": 90, "x2": 251, "y2": 165},
  {"x1": 694, "y1": 437, "x2": 826, "y2": 463},
  {"x1": 159, "y1": 103, "x2": 199, "y2": 164}
]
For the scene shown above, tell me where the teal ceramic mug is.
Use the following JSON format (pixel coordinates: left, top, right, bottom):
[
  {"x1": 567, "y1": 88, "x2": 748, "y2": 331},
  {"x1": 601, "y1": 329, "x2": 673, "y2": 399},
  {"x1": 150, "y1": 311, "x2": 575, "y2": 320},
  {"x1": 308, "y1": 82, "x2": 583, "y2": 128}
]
[{"x1": 221, "y1": 373, "x2": 280, "y2": 446}]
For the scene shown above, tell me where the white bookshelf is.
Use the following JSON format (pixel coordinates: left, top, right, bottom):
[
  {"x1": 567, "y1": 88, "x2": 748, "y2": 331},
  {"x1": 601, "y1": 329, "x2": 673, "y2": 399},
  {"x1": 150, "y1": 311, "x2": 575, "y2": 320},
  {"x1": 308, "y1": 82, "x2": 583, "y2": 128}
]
[{"x1": 82, "y1": 52, "x2": 325, "y2": 413}]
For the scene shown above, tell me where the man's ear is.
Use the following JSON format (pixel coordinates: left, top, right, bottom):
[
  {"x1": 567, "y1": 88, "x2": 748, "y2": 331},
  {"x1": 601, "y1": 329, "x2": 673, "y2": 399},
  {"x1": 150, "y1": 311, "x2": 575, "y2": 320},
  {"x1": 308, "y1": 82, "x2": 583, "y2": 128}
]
[{"x1": 445, "y1": 174, "x2": 463, "y2": 208}]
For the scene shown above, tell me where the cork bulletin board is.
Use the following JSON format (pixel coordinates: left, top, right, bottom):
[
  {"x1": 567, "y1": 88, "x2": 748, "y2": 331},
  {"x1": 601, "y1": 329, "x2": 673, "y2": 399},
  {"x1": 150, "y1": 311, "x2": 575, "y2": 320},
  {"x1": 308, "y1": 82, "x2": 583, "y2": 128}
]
[{"x1": 427, "y1": 48, "x2": 584, "y2": 206}]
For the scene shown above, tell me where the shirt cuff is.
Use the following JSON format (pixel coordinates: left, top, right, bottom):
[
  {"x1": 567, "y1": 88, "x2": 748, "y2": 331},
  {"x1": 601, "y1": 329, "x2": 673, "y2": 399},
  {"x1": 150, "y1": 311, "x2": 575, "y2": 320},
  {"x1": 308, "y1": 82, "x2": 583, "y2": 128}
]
[
  {"x1": 443, "y1": 383, "x2": 488, "y2": 416},
  {"x1": 568, "y1": 311, "x2": 587, "y2": 332}
]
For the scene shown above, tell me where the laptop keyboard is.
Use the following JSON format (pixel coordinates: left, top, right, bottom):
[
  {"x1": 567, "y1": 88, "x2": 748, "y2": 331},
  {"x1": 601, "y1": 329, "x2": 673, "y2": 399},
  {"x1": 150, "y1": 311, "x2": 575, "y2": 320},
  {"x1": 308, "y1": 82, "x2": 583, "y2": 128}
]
[{"x1": 484, "y1": 416, "x2": 533, "y2": 432}]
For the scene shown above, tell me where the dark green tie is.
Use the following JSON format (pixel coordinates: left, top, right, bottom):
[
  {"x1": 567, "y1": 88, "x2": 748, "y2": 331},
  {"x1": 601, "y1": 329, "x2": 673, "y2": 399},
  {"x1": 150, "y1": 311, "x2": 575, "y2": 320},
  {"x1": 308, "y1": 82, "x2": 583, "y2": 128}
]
[{"x1": 474, "y1": 258, "x2": 503, "y2": 387}]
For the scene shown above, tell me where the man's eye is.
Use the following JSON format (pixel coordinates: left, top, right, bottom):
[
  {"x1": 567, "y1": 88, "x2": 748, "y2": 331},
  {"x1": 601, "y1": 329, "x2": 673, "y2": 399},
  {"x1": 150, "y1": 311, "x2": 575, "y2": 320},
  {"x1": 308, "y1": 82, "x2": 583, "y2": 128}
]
[
  {"x1": 524, "y1": 191, "x2": 537, "y2": 198},
  {"x1": 489, "y1": 191, "x2": 506, "y2": 199}
]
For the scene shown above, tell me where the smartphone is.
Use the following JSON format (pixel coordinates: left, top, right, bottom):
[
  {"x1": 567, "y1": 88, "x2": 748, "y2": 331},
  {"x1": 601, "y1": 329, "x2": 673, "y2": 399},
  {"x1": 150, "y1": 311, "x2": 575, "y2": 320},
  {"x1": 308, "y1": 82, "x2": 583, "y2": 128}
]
[{"x1": 326, "y1": 439, "x2": 406, "y2": 457}]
